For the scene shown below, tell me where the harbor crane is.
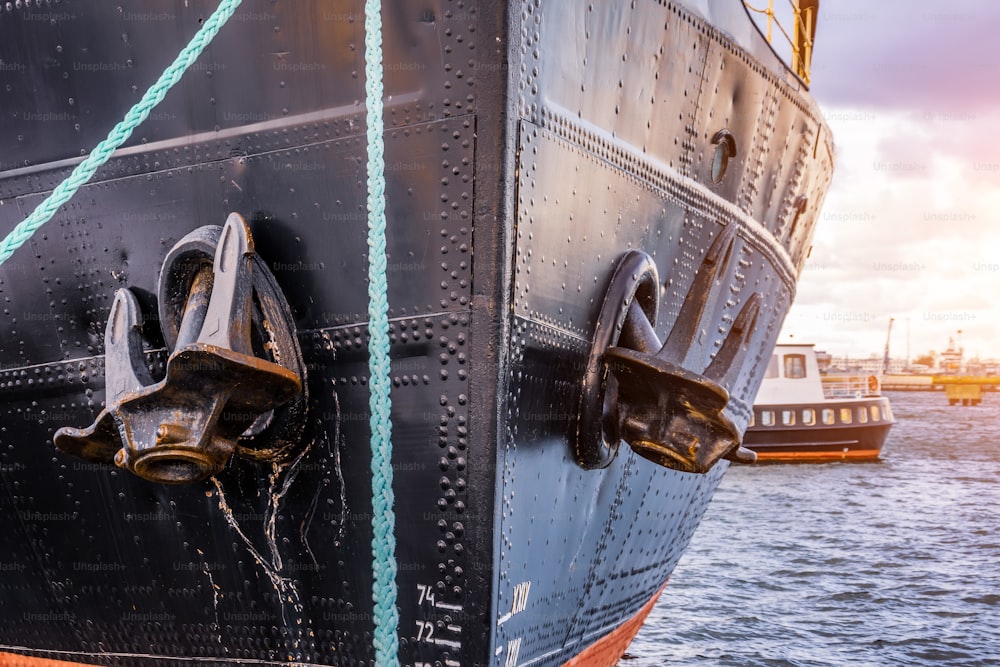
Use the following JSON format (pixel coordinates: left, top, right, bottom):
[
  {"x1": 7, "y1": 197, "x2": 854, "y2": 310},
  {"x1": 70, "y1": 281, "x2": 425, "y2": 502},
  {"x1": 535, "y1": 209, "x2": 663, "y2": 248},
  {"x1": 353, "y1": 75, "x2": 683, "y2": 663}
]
[{"x1": 883, "y1": 317, "x2": 894, "y2": 375}]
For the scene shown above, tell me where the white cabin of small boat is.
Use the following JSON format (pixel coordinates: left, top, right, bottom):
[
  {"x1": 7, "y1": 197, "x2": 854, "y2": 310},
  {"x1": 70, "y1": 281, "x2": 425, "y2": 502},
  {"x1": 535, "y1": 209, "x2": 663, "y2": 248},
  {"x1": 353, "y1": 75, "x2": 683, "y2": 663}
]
[{"x1": 754, "y1": 343, "x2": 826, "y2": 405}]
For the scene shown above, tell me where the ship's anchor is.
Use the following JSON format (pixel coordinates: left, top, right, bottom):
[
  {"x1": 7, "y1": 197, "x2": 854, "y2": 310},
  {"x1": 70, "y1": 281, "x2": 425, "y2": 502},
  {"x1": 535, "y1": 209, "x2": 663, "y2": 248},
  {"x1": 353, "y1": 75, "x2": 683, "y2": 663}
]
[
  {"x1": 575, "y1": 225, "x2": 759, "y2": 473},
  {"x1": 54, "y1": 213, "x2": 307, "y2": 484}
]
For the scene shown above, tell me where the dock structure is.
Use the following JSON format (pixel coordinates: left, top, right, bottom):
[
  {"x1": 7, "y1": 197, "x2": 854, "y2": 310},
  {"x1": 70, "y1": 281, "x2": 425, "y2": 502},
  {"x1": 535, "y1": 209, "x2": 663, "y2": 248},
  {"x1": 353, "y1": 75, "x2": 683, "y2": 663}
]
[
  {"x1": 944, "y1": 383, "x2": 982, "y2": 406},
  {"x1": 881, "y1": 375, "x2": 935, "y2": 391},
  {"x1": 881, "y1": 375, "x2": 999, "y2": 404},
  {"x1": 936, "y1": 376, "x2": 1000, "y2": 406}
]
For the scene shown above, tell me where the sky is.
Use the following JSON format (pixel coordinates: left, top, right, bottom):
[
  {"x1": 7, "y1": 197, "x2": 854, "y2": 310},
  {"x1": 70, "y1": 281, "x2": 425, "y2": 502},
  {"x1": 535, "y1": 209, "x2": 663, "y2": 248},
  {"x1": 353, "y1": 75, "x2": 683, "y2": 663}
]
[{"x1": 768, "y1": 0, "x2": 1000, "y2": 363}]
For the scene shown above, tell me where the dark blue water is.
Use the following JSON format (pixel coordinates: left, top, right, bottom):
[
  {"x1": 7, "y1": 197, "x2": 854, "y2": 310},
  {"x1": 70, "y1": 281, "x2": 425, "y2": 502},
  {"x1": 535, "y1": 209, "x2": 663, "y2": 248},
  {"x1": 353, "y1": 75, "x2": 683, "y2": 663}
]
[{"x1": 626, "y1": 391, "x2": 1000, "y2": 666}]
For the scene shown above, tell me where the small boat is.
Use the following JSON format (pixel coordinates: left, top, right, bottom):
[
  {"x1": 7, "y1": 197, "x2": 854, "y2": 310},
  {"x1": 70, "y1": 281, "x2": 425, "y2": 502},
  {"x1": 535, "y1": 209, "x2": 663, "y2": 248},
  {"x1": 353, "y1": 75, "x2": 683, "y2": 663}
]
[{"x1": 744, "y1": 344, "x2": 894, "y2": 462}]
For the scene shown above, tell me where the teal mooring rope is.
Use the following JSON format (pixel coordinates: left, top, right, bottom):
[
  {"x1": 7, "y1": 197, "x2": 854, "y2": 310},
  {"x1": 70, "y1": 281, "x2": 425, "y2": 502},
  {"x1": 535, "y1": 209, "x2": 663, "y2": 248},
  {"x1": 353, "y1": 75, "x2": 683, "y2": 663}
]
[
  {"x1": 364, "y1": 0, "x2": 401, "y2": 664},
  {"x1": 0, "y1": 0, "x2": 244, "y2": 268}
]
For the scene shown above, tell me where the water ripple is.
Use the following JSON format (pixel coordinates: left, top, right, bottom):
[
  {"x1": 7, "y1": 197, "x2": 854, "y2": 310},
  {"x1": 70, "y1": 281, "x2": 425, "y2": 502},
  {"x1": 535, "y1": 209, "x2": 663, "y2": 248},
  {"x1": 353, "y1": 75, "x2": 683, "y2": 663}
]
[{"x1": 626, "y1": 392, "x2": 1000, "y2": 666}]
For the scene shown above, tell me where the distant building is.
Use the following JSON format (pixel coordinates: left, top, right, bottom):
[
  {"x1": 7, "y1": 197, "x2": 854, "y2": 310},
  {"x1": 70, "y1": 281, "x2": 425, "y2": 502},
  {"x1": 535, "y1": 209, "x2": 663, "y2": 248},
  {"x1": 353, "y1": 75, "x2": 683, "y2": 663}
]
[
  {"x1": 939, "y1": 337, "x2": 963, "y2": 375},
  {"x1": 885, "y1": 358, "x2": 909, "y2": 374},
  {"x1": 829, "y1": 356, "x2": 910, "y2": 375},
  {"x1": 815, "y1": 349, "x2": 832, "y2": 373},
  {"x1": 965, "y1": 358, "x2": 1000, "y2": 376}
]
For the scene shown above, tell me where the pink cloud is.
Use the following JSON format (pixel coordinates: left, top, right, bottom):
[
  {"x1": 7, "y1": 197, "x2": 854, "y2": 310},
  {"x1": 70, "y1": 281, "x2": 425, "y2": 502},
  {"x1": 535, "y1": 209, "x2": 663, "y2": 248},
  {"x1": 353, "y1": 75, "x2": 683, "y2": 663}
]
[{"x1": 809, "y1": 0, "x2": 1000, "y2": 113}]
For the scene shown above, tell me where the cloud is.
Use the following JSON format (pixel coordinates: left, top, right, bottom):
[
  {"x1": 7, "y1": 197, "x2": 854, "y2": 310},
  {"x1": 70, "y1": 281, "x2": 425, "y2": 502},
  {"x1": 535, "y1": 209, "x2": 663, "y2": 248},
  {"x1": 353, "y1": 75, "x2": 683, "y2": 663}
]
[
  {"x1": 784, "y1": 105, "x2": 1000, "y2": 360},
  {"x1": 733, "y1": 3, "x2": 1000, "y2": 360},
  {"x1": 809, "y1": 0, "x2": 1000, "y2": 113}
]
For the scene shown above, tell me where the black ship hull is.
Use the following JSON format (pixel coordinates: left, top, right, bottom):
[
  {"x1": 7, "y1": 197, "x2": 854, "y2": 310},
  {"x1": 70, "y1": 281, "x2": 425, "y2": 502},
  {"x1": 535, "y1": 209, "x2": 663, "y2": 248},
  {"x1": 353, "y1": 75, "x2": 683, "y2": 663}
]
[{"x1": 0, "y1": 1, "x2": 832, "y2": 665}]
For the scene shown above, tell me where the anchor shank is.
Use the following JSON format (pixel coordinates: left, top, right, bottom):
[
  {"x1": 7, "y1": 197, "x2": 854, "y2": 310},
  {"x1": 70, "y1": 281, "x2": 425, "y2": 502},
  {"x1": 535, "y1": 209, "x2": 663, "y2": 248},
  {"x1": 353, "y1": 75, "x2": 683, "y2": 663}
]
[
  {"x1": 618, "y1": 300, "x2": 661, "y2": 354},
  {"x1": 174, "y1": 267, "x2": 214, "y2": 349}
]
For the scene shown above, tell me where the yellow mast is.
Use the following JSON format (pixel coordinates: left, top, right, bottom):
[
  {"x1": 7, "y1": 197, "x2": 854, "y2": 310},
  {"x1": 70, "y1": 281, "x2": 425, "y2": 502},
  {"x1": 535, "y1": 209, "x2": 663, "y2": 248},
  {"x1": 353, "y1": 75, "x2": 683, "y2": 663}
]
[{"x1": 744, "y1": 0, "x2": 818, "y2": 84}]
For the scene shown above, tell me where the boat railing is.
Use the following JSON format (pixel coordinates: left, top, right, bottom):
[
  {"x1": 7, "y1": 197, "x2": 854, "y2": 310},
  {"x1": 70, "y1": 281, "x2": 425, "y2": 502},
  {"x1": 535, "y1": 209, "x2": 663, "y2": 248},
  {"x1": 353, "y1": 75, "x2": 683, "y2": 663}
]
[
  {"x1": 743, "y1": 0, "x2": 817, "y2": 84},
  {"x1": 821, "y1": 374, "x2": 882, "y2": 399}
]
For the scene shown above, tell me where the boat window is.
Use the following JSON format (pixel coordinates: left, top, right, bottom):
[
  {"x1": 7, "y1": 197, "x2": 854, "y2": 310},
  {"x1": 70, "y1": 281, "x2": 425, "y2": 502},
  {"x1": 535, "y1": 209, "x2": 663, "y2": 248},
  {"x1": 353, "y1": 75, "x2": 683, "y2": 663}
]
[
  {"x1": 857, "y1": 407, "x2": 868, "y2": 424},
  {"x1": 782, "y1": 410, "x2": 795, "y2": 426},
  {"x1": 761, "y1": 410, "x2": 775, "y2": 426},
  {"x1": 765, "y1": 355, "x2": 779, "y2": 379},
  {"x1": 802, "y1": 409, "x2": 816, "y2": 426},
  {"x1": 884, "y1": 404, "x2": 893, "y2": 421},
  {"x1": 822, "y1": 408, "x2": 835, "y2": 425},
  {"x1": 749, "y1": 412, "x2": 755, "y2": 427},
  {"x1": 784, "y1": 354, "x2": 807, "y2": 379},
  {"x1": 839, "y1": 408, "x2": 853, "y2": 424},
  {"x1": 870, "y1": 405, "x2": 881, "y2": 421}
]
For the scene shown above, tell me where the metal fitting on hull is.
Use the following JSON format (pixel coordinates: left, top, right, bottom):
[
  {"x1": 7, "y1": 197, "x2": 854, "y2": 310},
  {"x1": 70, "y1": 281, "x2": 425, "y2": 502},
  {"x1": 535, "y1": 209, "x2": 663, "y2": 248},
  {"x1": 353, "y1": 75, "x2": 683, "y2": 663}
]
[
  {"x1": 576, "y1": 232, "x2": 759, "y2": 473},
  {"x1": 54, "y1": 214, "x2": 306, "y2": 483}
]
